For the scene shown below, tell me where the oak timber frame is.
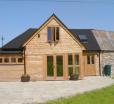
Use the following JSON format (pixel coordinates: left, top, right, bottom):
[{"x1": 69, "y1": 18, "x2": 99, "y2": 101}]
[
  {"x1": 45, "y1": 53, "x2": 83, "y2": 80},
  {"x1": 0, "y1": 14, "x2": 101, "y2": 81}
]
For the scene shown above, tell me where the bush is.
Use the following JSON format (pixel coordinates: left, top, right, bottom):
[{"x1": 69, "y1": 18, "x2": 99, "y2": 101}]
[
  {"x1": 69, "y1": 67, "x2": 79, "y2": 80},
  {"x1": 70, "y1": 74, "x2": 79, "y2": 80},
  {"x1": 21, "y1": 74, "x2": 30, "y2": 82}
]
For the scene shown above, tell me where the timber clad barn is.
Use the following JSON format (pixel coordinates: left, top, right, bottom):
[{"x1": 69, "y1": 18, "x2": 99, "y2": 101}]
[{"x1": 0, "y1": 14, "x2": 114, "y2": 81}]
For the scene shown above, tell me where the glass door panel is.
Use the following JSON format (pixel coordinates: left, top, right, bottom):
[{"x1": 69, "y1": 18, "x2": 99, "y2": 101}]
[
  {"x1": 75, "y1": 55, "x2": 79, "y2": 65},
  {"x1": 56, "y1": 55, "x2": 63, "y2": 77},
  {"x1": 47, "y1": 56, "x2": 54, "y2": 76},
  {"x1": 75, "y1": 67, "x2": 79, "y2": 75},
  {"x1": 68, "y1": 67, "x2": 73, "y2": 76}
]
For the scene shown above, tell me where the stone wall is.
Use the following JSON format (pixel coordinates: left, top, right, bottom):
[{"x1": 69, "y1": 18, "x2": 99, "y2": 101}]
[{"x1": 101, "y1": 52, "x2": 114, "y2": 76}]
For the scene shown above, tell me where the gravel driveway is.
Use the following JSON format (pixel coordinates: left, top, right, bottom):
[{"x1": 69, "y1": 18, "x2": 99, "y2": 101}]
[{"x1": 0, "y1": 76, "x2": 113, "y2": 104}]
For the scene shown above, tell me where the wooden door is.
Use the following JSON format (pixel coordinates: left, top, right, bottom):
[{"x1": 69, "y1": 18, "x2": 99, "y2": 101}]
[
  {"x1": 46, "y1": 55, "x2": 64, "y2": 80},
  {"x1": 85, "y1": 54, "x2": 96, "y2": 76},
  {"x1": 47, "y1": 55, "x2": 55, "y2": 80},
  {"x1": 56, "y1": 55, "x2": 64, "y2": 80}
]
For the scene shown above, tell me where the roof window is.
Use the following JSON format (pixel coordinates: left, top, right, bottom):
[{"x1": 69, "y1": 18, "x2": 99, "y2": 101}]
[{"x1": 78, "y1": 35, "x2": 88, "y2": 43}]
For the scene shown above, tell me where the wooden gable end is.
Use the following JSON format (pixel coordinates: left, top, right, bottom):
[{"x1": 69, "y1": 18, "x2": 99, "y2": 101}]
[
  {"x1": 25, "y1": 17, "x2": 85, "y2": 55},
  {"x1": 24, "y1": 15, "x2": 86, "y2": 80},
  {"x1": 23, "y1": 14, "x2": 85, "y2": 50}
]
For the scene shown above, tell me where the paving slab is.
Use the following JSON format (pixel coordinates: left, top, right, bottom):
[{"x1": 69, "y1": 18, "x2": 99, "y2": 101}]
[{"x1": 0, "y1": 76, "x2": 113, "y2": 104}]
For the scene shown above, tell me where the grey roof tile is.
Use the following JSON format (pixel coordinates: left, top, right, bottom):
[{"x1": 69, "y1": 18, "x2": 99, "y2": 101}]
[
  {"x1": 2, "y1": 28, "x2": 114, "y2": 52},
  {"x1": 2, "y1": 28, "x2": 37, "y2": 49},
  {"x1": 70, "y1": 29, "x2": 101, "y2": 51},
  {"x1": 92, "y1": 30, "x2": 114, "y2": 51}
]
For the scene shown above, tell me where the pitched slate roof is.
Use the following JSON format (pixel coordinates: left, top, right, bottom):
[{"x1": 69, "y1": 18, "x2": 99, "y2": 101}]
[
  {"x1": 92, "y1": 30, "x2": 114, "y2": 51},
  {"x1": 0, "y1": 48, "x2": 22, "y2": 54},
  {"x1": 2, "y1": 28, "x2": 102, "y2": 51},
  {"x1": 70, "y1": 29, "x2": 101, "y2": 51},
  {"x1": 71, "y1": 29, "x2": 114, "y2": 51},
  {"x1": 2, "y1": 27, "x2": 114, "y2": 52},
  {"x1": 2, "y1": 13, "x2": 114, "y2": 52},
  {"x1": 2, "y1": 28, "x2": 37, "y2": 49},
  {"x1": 2, "y1": 14, "x2": 81, "y2": 50}
]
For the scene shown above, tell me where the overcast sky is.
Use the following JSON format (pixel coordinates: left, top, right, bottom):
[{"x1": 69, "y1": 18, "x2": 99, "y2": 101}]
[{"x1": 0, "y1": 0, "x2": 114, "y2": 46}]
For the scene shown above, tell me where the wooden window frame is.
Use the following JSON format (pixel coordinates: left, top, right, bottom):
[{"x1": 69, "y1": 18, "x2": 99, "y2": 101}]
[
  {"x1": 46, "y1": 54, "x2": 64, "y2": 80},
  {"x1": 68, "y1": 54, "x2": 73, "y2": 65},
  {"x1": 55, "y1": 27, "x2": 59, "y2": 41},
  {"x1": 68, "y1": 53, "x2": 80, "y2": 76},
  {"x1": 0, "y1": 58, "x2": 3, "y2": 63},
  {"x1": 87, "y1": 54, "x2": 95, "y2": 64},
  {"x1": 47, "y1": 27, "x2": 52, "y2": 42},
  {"x1": 4, "y1": 57, "x2": 9, "y2": 63},
  {"x1": 47, "y1": 27, "x2": 60, "y2": 43},
  {"x1": 11, "y1": 57, "x2": 16, "y2": 63},
  {"x1": 18, "y1": 58, "x2": 23, "y2": 63},
  {"x1": 0, "y1": 57, "x2": 23, "y2": 65}
]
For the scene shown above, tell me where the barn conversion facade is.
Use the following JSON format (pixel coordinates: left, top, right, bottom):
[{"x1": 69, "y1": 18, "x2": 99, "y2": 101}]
[{"x1": 0, "y1": 14, "x2": 114, "y2": 81}]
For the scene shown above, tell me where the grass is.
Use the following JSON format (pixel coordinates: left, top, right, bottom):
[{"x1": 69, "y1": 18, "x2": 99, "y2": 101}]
[{"x1": 45, "y1": 85, "x2": 114, "y2": 104}]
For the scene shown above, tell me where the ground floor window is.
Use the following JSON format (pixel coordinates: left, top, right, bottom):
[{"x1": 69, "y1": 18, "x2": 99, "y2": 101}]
[
  {"x1": 18, "y1": 58, "x2": 23, "y2": 63},
  {"x1": 11, "y1": 58, "x2": 16, "y2": 63},
  {"x1": 87, "y1": 54, "x2": 94, "y2": 64},
  {"x1": 0, "y1": 58, "x2": 3, "y2": 63},
  {"x1": 0, "y1": 57, "x2": 23, "y2": 64},
  {"x1": 68, "y1": 54, "x2": 80, "y2": 76},
  {"x1": 4, "y1": 58, "x2": 9, "y2": 63}
]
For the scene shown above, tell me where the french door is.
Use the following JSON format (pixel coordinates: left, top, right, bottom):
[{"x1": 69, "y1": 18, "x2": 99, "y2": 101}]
[{"x1": 47, "y1": 55, "x2": 64, "y2": 80}]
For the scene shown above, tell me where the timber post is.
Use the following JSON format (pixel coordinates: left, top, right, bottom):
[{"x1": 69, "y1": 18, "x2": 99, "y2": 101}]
[{"x1": 24, "y1": 46, "x2": 26, "y2": 75}]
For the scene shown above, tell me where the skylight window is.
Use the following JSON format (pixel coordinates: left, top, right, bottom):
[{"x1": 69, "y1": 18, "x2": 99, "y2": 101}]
[{"x1": 78, "y1": 35, "x2": 88, "y2": 43}]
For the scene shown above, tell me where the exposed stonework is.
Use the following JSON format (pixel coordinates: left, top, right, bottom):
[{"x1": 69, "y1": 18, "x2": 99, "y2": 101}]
[{"x1": 101, "y1": 52, "x2": 114, "y2": 76}]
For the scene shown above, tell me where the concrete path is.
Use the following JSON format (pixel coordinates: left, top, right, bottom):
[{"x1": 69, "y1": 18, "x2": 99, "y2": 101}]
[{"x1": 0, "y1": 76, "x2": 113, "y2": 104}]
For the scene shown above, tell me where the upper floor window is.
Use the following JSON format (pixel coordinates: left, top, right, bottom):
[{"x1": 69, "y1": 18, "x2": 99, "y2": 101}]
[
  {"x1": 47, "y1": 27, "x2": 60, "y2": 42},
  {"x1": 87, "y1": 55, "x2": 94, "y2": 64}
]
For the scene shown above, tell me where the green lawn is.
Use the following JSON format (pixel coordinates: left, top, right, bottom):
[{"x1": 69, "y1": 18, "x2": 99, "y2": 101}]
[{"x1": 46, "y1": 85, "x2": 114, "y2": 104}]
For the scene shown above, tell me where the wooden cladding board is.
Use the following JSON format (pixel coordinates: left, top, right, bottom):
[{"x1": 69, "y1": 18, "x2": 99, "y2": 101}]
[
  {"x1": 25, "y1": 19, "x2": 84, "y2": 80},
  {"x1": 26, "y1": 55, "x2": 44, "y2": 81},
  {"x1": 26, "y1": 19, "x2": 82, "y2": 55},
  {"x1": 0, "y1": 18, "x2": 100, "y2": 81},
  {"x1": 0, "y1": 64, "x2": 24, "y2": 81}
]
